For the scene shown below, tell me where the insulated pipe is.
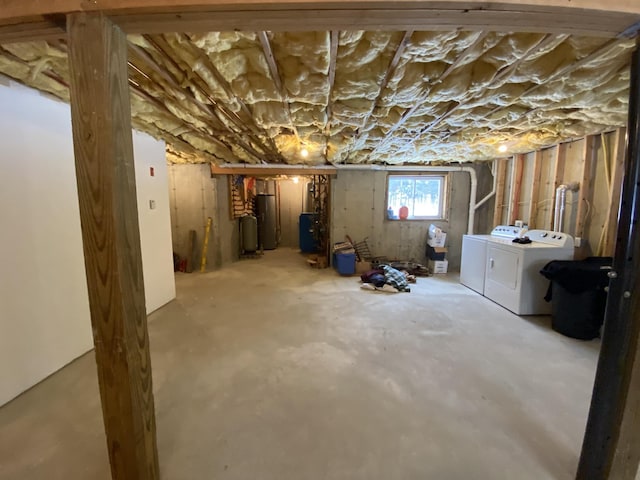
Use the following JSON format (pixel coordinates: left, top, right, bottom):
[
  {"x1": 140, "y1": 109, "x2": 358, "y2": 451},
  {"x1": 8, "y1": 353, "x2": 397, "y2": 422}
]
[{"x1": 215, "y1": 163, "x2": 479, "y2": 234}]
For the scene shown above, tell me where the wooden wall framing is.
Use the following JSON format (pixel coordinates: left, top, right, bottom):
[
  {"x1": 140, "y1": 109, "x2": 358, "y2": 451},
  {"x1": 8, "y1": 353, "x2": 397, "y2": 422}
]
[{"x1": 491, "y1": 129, "x2": 627, "y2": 257}]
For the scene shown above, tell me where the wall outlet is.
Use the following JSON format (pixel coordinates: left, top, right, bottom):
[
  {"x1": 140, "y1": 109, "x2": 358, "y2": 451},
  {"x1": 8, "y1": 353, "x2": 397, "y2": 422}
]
[
  {"x1": 149, "y1": 199, "x2": 156, "y2": 210},
  {"x1": 575, "y1": 237, "x2": 582, "y2": 247}
]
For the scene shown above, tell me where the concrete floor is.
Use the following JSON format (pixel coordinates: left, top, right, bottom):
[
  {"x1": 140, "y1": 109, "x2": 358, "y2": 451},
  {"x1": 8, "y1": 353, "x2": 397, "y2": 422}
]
[{"x1": 0, "y1": 248, "x2": 600, "y2": 480}]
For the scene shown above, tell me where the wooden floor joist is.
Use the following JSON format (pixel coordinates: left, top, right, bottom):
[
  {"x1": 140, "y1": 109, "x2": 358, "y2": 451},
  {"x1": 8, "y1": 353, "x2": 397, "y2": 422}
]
[{"x1": 67, "y1": 12, "x2": 159, "y2": 480}]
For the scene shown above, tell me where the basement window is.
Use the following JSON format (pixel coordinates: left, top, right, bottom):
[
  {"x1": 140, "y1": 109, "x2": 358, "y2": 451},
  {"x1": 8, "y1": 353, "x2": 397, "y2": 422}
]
[{"x1": 386, "y1": 174, "x2": 447, "y2": 220}]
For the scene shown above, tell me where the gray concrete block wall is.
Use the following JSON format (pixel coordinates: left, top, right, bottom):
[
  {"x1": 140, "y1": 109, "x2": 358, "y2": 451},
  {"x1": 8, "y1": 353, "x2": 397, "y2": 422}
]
[
  {"x1": 168, "y1": 164, "x2": 238, "y2": 271},
  {"x1": 330, "y1": 170, "x2": 472, "y2": 270},
  {"x1": 278, "y1": 179, "x2": 308, "y2": 248}
]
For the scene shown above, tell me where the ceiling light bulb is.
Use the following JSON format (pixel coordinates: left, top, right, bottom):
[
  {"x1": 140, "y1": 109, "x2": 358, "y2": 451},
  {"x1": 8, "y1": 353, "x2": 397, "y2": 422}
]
[
  {"x1": 292, "y1": 176, "x2": 299, "y2": 184},
  {"x1": 300, "y1": 148, "x2": 309, "y2": 158},
  {"x1": 498, "y1": 145, "x2": 508, "y2": 153}
]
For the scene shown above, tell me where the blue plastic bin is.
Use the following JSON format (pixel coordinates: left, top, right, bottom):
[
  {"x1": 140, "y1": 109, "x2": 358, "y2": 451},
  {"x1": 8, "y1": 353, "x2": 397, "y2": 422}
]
[{"x1": 334, "y1": 252, "x2": 356, "y2": 275}]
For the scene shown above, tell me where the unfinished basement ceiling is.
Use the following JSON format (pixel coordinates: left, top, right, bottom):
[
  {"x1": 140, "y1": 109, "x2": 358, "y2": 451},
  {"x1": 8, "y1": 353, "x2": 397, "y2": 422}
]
[{"x1": 0, "y1": 31, "x2": 635, "y2": 165}]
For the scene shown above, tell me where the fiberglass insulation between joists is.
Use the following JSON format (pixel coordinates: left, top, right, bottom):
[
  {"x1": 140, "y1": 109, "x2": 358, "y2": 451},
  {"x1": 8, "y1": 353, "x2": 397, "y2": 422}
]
[{"x1": 0, "y1": 31, "x2": 634, "y2": 165}]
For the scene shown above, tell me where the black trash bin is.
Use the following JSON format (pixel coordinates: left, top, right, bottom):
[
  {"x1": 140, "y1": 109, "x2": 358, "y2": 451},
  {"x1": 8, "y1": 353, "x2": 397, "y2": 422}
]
[{"x1": 540, "y1": 257, "x2": 613, "y2": 340}]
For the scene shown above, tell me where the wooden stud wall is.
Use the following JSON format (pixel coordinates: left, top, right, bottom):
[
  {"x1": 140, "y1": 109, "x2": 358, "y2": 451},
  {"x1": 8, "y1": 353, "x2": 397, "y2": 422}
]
[{"x1": 492, "y1": 130, "x2": 627, "y2": 258}]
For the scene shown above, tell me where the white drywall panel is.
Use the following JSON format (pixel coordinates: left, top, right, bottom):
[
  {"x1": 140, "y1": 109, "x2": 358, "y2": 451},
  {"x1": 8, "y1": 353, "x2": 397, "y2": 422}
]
[
  {"x1": 0, "y1": 82, "x2": 92, "y2": 406},
  {"x1": 0, "y1": 81, "x2": 175, "y2": 406},
  {"x1": 133, "y1": 131, "x2": 176, "y2": 313}
]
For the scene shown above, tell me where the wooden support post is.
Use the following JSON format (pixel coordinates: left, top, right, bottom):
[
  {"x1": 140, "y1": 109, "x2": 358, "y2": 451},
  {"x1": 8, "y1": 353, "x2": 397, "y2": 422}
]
[
  {"x1": 602, "y1": 128, "x2": 627, "y2": 256},
  {"x1": 575, "y1": 135, "x2": 597, "y2": 239},
  {"x1": 66, "y1": 13, "x2": 160, "y2": 480},
  {"x1": 493, "y1": 158, "x2": 508, "y2": 226},
  {"x1": 508, "y1": 154, "x2": 525, "y2": 225},
  {"x1": 577, "y1": 40, "x2": 640, "y2": 480},
  {"x1": 528, "y1": 150, "x2": 543, "y2": 228},
  {"x1": 550, "y1": 143, "x2": 566, "y2": 230}
]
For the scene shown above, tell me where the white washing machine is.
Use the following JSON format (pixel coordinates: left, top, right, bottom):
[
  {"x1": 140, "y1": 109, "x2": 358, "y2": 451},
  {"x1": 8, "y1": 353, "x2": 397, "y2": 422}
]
[{"x1": 461, "y1": 226, "x2": 574, "y2": 315}]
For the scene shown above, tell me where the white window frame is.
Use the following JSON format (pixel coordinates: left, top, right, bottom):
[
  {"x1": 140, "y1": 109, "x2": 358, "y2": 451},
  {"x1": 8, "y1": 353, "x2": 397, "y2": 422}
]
[{"x1": 386, "y1": 174, "x2": 448, "y2": 221}]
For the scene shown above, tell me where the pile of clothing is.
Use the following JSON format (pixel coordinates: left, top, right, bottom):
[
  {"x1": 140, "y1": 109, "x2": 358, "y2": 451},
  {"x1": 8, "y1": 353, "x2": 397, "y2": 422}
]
[{"x1": 360, "y1": 264, "x2": 414, "y2": 293}]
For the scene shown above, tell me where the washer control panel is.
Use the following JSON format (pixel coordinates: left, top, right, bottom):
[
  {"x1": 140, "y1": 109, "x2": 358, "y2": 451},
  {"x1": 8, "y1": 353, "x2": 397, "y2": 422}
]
[{"x1": 490, "y1": 225, "x2": 521, "y2": 238}]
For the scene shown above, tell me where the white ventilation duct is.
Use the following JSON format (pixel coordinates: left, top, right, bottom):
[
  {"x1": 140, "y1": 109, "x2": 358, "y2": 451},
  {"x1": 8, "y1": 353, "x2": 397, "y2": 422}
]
[{"x1": 553, "y1": 182, "x2": 580, "y2": 232}]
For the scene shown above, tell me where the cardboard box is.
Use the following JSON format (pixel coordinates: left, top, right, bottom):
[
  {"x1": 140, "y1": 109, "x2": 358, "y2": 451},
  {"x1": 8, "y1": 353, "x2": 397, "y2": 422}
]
[
  {"x1": 355, "y1": 261, "x2": 372, "y2": 274},
  {"x1": 426, "y1": 245, "x2": 448, "y2": 261},
  {"x1": 428, "y1": 259, "x2": 449, "y2": 274},
  {"x1": 427, "y1": 233, "x2": 447, "y2": 248},
  {"x1": 428, "y1": 224, "x2": 447, "y2": 247}
]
